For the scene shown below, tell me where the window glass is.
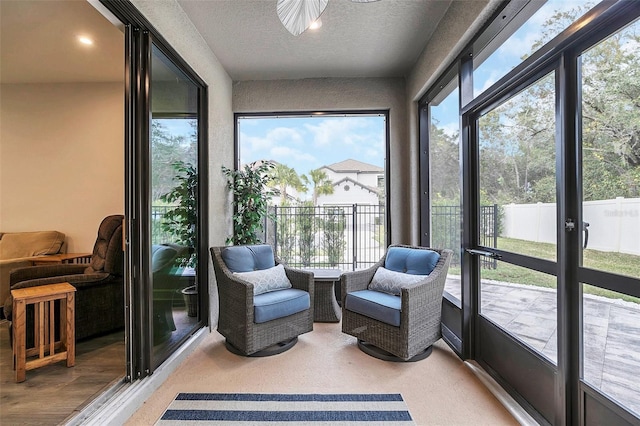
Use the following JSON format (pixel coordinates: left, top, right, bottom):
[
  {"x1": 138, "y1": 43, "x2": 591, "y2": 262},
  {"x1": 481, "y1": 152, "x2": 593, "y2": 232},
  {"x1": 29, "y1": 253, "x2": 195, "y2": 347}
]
[
  {"x1": 429, "y1": 82, "x2": 462, "y2": 299},
  {"x1": 478, "y1": 72, "x2": 557, "y2": 261},
  {"x1": 474, "y1": 0, "x2": 596, "y2": 97},
  {"x1": 583, "y1": 284, "x2": 640, "y2": 416},
  {"x1": 237, "y1": 115, "x2": 387, "y2": 271},
  {"x1": 150, "y1": 44, "x2": 200, "y2": 367},
  {"x1": 482, "y1": 261, "x2": 558, "y2": 364},
  {"x1": 580, "y1": 17, "x2": 640, "y2": 279}
]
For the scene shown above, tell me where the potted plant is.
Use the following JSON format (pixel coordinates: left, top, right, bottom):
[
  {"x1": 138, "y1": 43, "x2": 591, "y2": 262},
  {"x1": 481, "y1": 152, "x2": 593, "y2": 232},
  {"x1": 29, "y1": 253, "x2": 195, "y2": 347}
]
[
  {"x1": 160, "y1": 160, "x2": 199, "y2": 316},
  {"x1": 160, "y1": 160, "x2": 198, "y2": 267},
  {"x1": 222, "y1": 161, "x2": 275, "y2": 245}
]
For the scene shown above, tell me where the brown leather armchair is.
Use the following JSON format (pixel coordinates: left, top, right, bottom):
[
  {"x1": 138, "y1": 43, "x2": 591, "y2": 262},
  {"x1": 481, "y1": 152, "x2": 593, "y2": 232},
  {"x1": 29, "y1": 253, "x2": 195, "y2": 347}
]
[{"x1": 4, "y1": 215, "x2": 125, "y2": 342}]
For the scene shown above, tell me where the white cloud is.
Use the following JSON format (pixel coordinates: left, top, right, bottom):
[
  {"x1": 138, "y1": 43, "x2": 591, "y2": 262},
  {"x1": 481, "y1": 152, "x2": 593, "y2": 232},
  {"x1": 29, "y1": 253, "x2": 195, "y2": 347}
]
[
  {"x1": 271, "y1": 146, "x2": 317, "y2": 163},
  {"x1": 440, "y1": 122, "x2": 459, "y2": 138},
  {"x1": 304, "y1": 117, "x2": 372, "y2": 147}
]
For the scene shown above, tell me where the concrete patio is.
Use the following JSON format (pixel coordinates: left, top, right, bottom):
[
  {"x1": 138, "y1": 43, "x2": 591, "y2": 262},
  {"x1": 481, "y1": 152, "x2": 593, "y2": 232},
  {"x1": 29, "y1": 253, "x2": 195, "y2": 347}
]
[{"x1": 444, "y1": 277, "x2": 640, "y2": 417}]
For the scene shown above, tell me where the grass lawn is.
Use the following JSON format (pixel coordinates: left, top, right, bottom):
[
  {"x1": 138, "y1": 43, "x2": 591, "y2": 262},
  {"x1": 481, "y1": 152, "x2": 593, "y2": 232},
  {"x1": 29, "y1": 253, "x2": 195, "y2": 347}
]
[{"x1": 449, "y1": 237, "x2": 640, "y2": 304}]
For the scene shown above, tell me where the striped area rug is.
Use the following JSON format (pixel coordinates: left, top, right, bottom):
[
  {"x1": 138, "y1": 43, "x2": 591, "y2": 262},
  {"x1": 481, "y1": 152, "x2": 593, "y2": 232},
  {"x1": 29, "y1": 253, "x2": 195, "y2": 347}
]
[{"x1": 156, "y1": 393, "x2": 415, "y2": 425}]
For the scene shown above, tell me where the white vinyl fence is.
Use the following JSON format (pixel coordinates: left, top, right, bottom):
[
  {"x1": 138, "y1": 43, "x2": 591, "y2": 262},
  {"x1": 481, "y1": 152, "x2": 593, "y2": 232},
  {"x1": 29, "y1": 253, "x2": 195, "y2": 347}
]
[{"x1": 502, "y1": 197, "x2": 640, "y2": 255}]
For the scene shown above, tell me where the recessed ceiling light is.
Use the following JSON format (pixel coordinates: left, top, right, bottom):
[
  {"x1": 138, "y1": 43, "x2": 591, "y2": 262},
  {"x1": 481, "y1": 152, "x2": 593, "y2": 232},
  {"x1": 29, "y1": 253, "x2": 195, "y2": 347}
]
[
  {"x1": 78, "y1": 36, "x2": 94, "y2": 46},
  {"x1": 308, "y1": 18, "x2": 322, "y2": 30}
]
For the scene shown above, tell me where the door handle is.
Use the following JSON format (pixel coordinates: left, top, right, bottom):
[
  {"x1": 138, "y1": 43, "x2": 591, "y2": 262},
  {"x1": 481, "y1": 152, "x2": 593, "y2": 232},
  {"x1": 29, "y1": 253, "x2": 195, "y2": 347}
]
[
  {"x1": 465, "y1": 248, "x2": 502, "y2": 260},
  {"x1": 583, "y1": 221, "x2": 590, "y2": 249}
]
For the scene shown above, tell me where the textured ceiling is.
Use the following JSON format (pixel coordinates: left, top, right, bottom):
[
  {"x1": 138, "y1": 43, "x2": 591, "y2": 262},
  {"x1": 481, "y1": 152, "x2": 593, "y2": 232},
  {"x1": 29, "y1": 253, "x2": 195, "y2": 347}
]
[
  {"x1": 177, "y1": 0, "x2": 453, "y2": 81},
  {"x1": 0, "y1": 0, "x2": 453, "y2": 84}
]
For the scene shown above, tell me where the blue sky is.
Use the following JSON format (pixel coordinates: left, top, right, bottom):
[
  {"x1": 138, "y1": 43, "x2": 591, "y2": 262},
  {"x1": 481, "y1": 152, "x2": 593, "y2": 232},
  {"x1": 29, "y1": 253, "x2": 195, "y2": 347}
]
[
  {"x1": 434, "y1": 0, "x2": 590, "y2": 135},
  {"x1": 238, "y1": 115, "x2": 386, "y2": 178}
]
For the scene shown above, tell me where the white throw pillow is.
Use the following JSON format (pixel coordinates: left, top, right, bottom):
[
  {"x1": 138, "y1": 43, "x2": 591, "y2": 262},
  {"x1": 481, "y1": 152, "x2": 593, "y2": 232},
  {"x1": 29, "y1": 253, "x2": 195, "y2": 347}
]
[
  {"x1": 368, "y1": 266, "x2": 428, "y2": 296},
  {"x1": 234, "y1": 263, "x2": 292, "y2": 295}
]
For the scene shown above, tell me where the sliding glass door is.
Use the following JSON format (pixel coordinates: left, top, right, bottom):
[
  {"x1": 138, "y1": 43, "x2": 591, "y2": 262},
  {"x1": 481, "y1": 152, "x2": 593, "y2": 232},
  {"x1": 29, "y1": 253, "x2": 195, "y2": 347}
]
[
  {"x1": 420, "y1": 1, "x2": 640, "y2": 423},
  {"x1": 149, "y1": 43, "x2": 204, "y2": 369},
  {"x1": 106, "y1": 2, "x2": 208, "y2": 381}
]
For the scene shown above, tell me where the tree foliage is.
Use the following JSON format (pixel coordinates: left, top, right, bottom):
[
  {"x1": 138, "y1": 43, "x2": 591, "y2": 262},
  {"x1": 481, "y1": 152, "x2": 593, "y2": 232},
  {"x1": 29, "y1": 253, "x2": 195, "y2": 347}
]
[
  {"x1": 151, "y1": 120, "x2": 197, "y2": 201},
  {"x1": 302, "y1": 169, "x2": 334, "y2": 205},
  {"x1": 439, "y1": 4, "x2": 640, "y2": 206},
  {"x1": 159, "y1": 160, "x2": 198, "y2": 267},
  {"x1": 268, "y1": 163, "x2": 306, "y2": 205},
  {"x1": 222, "y1": 162, "x2": 275, "y2": 245}
]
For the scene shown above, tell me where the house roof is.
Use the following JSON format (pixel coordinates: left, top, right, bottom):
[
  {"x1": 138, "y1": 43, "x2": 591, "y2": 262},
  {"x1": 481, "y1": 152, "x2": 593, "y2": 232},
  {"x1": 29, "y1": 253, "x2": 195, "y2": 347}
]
[{"x1": 323, "y1": 159, "x2": 384, "y2": 174}]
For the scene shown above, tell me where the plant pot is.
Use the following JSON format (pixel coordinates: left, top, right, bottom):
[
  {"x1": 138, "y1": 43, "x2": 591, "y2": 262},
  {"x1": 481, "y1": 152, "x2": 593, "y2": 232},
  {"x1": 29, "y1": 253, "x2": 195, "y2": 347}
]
[{"x1": 181, "y1": 285, "x2": 198, "y2": 317}]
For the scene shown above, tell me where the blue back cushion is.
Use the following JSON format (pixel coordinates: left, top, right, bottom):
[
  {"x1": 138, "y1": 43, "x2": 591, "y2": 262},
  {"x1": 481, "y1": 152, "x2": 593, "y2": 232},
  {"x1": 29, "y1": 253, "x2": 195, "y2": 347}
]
[
  {"x1": 384, "y1": 246, "x2": 440, "y2": 275},
  {"x1": 221, "y1": 245, "x2": 276, "y2": 272},
  {"x1": 151, "y1": 244, "x2": 178, "y2": 273}
]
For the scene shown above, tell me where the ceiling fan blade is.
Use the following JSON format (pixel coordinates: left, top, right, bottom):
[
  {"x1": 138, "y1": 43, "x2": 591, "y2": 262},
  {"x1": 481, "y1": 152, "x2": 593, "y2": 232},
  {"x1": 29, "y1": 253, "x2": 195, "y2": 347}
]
[{"x1": 277, "y1": 0, "x2": 329, "y2": 36}]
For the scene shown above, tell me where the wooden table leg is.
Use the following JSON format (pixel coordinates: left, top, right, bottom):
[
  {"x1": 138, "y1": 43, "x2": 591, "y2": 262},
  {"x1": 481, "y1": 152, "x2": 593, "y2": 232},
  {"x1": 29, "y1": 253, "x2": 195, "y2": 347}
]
[
  {"x1": 13, "y1": 298, "x2": 27, "y2": 383},
  {"x1": 65, "y1": 291, "x2": 75, "y2": 367}
]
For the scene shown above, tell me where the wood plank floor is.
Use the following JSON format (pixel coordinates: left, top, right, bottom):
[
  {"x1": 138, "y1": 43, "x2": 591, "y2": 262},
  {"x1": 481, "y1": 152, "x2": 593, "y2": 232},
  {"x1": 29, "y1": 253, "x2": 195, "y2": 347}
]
[{"x1": 0, "y1": 320, "x2": 125, "y2": 425}]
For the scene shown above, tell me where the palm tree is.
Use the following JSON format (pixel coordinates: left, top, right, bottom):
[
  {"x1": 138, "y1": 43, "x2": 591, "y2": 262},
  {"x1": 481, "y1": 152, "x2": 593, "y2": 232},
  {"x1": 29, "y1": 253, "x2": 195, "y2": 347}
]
[
  {"x1": 302, "y1": 168, "x2": 334, "y2": 205},
  {"x1": 268, "y1": 163, "x2": 306, "y2": 205}
]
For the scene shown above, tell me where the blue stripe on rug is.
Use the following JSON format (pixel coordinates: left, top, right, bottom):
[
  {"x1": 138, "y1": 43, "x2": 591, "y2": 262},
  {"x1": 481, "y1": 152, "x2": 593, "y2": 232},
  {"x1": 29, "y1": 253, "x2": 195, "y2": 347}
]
[
  {"x1": 175, "y1": 393, "x2": 404, "y2": 402},
  {"x1": 161, "y1": 410, "x2": 412, "y2": 421},
  {"x1": 157, "y1": 393, "x2": 414, "y2": 424}
]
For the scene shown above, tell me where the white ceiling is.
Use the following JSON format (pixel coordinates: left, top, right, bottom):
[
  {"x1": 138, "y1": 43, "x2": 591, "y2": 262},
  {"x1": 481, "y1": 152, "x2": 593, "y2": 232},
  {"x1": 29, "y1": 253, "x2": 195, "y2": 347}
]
[
  {"x1": 0, "y1": 0, "x2": 452, "y2": 84},
  {"x1": 178, "y1": 0, "x2": 453, "y2": 81},
  {"x1": 0, "y1": 0, "x2": 124, "y2": 84}
]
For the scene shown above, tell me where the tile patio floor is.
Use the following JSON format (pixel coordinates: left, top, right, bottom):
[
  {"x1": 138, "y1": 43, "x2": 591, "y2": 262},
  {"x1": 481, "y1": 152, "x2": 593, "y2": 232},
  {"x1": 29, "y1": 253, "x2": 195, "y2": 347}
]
[{"x1": 444, "y1": 276, "x2": 640, "y2": 417}]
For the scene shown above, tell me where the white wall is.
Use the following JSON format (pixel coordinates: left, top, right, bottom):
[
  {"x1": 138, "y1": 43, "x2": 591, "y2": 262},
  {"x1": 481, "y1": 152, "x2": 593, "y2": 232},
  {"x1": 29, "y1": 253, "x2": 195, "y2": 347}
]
[
  {"x1": 318, "y1": 183, "x2": 378, "y2": 206},
  {"x1": 233, "y1": 78, "x2": 409, "y2": 242},
  {"x1": 130, "y1": 0, "x2": 234, "y2": 326},
  {"x1": 0, "y1": 82, "x2": 124, "y2": 252}
]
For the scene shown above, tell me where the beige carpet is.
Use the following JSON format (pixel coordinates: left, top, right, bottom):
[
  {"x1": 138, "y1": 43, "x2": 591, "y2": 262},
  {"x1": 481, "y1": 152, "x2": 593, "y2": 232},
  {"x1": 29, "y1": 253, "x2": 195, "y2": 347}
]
[{"x1": 126, "y1": 323, "x2": 518, "y2": 425}]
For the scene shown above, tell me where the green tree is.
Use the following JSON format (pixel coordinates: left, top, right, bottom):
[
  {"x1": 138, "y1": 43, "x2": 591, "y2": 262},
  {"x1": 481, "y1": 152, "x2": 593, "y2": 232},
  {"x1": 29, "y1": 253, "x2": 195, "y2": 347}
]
[
  {"x1": 268, "y1": 163, "x2": 306, "y2": 205},
  {"x1": 273, "y1": 204, "x2": 296, "y2": 265},
  {"x1": 296, "y1": 201, "x2": 316, "y2": 266},
  {"x1": 429, "y1": 119, "x2": 460, "y2": 203},
  {"x1": 151, "y1": 120, "x2": 196, "y2": 201},
  {"x1": 302, "y1": 169, "x2": 334, "y2": 205},
  {"x1": 322, "y1": 207, "x2": 346, "y2": 267}
]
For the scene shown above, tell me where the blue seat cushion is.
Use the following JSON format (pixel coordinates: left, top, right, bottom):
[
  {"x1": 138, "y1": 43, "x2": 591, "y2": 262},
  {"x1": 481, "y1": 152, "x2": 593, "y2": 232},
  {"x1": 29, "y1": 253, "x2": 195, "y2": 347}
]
[
  {"x1": 385, "y1": 246, "x2": 440, "y2": 275},
  {"x1": 222, "y1": 245, "x2": 276, "y2": 272},
  {"x1": 344, "y1": 290, "x2": 401, "y2": 327},
  {"x1": 253, "y1": 288, "x2": 310, "y2": 324}
]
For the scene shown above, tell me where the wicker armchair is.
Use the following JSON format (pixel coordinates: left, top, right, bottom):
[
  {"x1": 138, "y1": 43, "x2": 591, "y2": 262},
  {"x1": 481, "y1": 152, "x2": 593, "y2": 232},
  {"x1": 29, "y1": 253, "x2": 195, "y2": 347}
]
[
  {"x1": 341, "y1": 245, "x2": 452, "y2": 361},
  {"x1": 211, "y1": 245, "x2": 314, "y2": 356}
]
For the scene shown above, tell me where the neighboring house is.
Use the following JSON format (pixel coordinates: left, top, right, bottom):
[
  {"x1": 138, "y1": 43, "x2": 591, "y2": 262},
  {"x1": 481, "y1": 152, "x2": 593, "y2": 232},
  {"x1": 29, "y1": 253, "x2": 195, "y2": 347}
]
[
  {"x1": 317, "y1": 159, "x2": 384, "y2": 206},
  {"x1": 318, "y1": 176, "x2": 380, "y2": 206}
]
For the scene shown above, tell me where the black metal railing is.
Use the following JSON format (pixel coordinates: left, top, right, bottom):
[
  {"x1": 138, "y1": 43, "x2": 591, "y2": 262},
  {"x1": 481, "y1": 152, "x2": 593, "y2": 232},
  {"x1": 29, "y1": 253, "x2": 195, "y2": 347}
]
[
  {"x1": 153, "y1": 203, "x2": 498, "y2": 270},
  {"x1": 431, "y1": 204, "x2": 498, "y2": 268},
  {"x1": 265, "y1": 204, "x2": 386, "y2": 271},
  {"x1": 151, "y1": 205, "x2": 179, "y2": 244}
]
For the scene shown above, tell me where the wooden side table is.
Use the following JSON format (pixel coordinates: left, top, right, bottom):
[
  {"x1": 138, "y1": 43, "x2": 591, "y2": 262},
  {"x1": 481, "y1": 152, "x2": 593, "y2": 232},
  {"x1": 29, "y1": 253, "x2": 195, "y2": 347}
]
[
  {"x1": 11, "y1": 282, "x2": 76, "y2": 382},
  {"x1": 306, "y1": 269, "x2": 342, "y2": 322}
]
